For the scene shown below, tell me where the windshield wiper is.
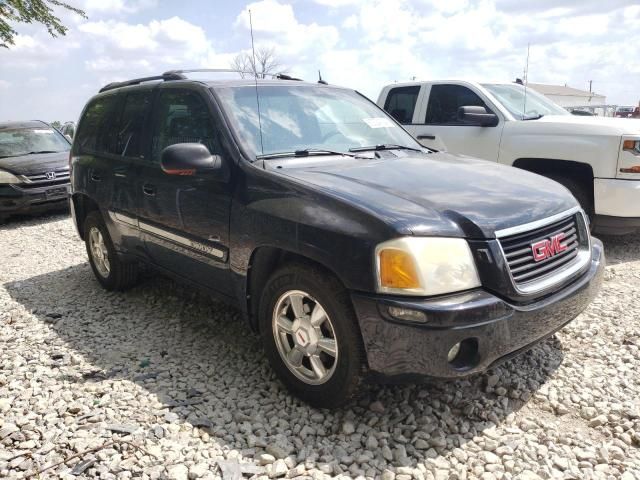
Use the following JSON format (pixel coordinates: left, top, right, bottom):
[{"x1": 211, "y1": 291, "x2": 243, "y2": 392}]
[
  {"x1": 27, "y1": 150, "x2": 62, "y2": 154},
  {"x1": 349, "y1": 144, "x2": 423, "y2": 153},
  {"x1": 256, "y1": 148, "x2": 355, "y2": 160}
]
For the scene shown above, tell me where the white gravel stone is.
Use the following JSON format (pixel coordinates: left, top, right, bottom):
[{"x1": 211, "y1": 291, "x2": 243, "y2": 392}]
[{"x1": 1, "y1": 214, "x2": 640, "y2": 479}]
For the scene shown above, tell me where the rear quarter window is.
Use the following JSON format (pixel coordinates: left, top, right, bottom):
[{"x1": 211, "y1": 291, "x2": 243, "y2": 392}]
[{"x1": 75, "y1": 95, "x2": 122, "y2": 155}]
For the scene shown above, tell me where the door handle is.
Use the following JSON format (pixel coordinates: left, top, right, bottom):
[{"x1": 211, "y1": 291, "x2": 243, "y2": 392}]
[
  {"x1": 142, "y1": 184, "x2": 156, "y2": 196},
  {"x1": 90, "y1": 172, "x2": 102, "y2": 182},
  {"x1": 417, "y1": 134, "x2": 436, "y2": 140}
]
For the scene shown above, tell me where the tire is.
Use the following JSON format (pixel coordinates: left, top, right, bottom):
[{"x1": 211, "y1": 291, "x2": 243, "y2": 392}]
[
  {"x1": 545, "y1": 174, "x2": 594, "y2": 224},
  {"x1": 84, "y1": 211, "x2": 139, "y2": 291},
  {"x1": 259, "y1": 262, "x2": 366, "y2": 408}
]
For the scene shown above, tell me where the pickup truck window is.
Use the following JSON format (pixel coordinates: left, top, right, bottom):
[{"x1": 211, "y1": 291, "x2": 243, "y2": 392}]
[
  {"x1": 150, "y1": 90, "x2": 220, "y2": 164},
  {"x1": 482, "y1": 84, "x2": 569, "y2": 119},
  {"x1": 215, "y1": 85, "x2": 421, "y2": 159},
  {"x1": 384, "y1": 86, "x2": 420, "y2": 124},
  {"x1": 425, "y1": 85, "x2": 489, "y2": 125}
]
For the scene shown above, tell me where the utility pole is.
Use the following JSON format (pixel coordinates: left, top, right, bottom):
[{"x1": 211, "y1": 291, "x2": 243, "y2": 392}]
[{"x1": 589, "y1": 80, "x2": 592, "y2": 93}]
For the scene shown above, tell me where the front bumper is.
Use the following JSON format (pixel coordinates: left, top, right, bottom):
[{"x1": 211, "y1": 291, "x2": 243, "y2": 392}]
[
  {"x1": 351, "y1": 238, "x2": 605, "y2": 380},
  {"x1": 594, "y1": 178, "x2": 640, "y2": 218},
  {"x1": 0, "y1": 183, "x2": 70, "y2": 218}
]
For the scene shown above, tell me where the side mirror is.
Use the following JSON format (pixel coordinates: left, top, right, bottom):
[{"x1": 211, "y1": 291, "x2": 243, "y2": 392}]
[
  {"x1": 160, "y1": 143, "x2": 222, "y2": 176},
  {"x1": 457, "y1": 106, "x2": 499, "y2": 127}
]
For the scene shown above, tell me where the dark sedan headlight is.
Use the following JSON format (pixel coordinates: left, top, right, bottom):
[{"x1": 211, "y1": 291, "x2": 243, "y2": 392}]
[{"x1": 0, "y1": 169, "x2": 21, "y2": 184}]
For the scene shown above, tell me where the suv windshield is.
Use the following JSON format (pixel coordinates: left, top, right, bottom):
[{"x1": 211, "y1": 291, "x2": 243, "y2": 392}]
[
  {"x1": 215, "y1": 85, "x2": 422, "y2": 159},
  {"x1": 482, "y1": 84, "x2": 569, "y2": 120},
  {"x1": 0, "y1": 128, "x2": 70, "y2": 158}
]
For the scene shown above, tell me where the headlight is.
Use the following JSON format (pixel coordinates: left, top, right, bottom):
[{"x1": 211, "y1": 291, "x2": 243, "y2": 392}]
[
  {"x1": 375, "y1": 237, "x2": 481, "y2": 296},
  {"x1": 0, "y1": 170, "x2": 21, "y2": 184}
]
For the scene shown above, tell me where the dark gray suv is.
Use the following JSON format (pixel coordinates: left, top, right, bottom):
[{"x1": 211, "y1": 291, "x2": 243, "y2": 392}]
[{"x1": 0, "y1": 121, "x2": 71, "y2": 222}]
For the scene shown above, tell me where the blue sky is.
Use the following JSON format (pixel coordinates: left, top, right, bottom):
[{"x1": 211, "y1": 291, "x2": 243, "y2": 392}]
[{"x1": 1, "y1": 0, "x2": 639, "y2": 122}]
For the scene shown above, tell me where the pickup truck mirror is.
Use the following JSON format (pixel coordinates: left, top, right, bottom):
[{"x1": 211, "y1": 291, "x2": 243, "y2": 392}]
[
  {"x1": 160, "y1": 143, "x2": 222, "y2": 176},
  {"x1": 457, "y1": 106, "x2": 499, "y2": 127}
]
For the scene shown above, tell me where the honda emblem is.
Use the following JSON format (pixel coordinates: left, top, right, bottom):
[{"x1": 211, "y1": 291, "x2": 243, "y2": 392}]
[{"x1": 45, "y1": 171, "x2": 56, "y2": 180}]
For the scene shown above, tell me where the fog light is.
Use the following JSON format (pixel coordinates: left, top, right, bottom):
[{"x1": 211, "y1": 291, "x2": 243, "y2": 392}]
[
  {"x1": 447, "y1": 342, "x2": 462, "y2": 362},
  {"x1": 388, "y1": 306, "x2": 427, "y2": 323}
]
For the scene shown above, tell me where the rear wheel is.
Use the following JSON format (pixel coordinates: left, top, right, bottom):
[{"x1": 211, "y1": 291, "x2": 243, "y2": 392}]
[
  {"x1": 259, "y1": 263, "x2": 366, "y2": 408},
  {"x1": 84, "y1": 211, "x2": 139, "y2": 291}
]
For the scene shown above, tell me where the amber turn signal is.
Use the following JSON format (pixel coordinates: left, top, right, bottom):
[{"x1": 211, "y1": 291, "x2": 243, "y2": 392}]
[
  {"x1": 620, "y1": 166, "x2": 640, "y2": 174},
  {"x1": 623, "y1": 140, "x2": 638, "y2": 151},
  {"x1": 378, "y1": 249, "x2": 421, "y2": 289}
]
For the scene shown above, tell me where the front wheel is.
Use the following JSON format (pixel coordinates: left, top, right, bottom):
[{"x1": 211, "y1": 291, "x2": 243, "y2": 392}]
[
  {"x1": 545, "y1": 174, "x2": 594, "y2": 227},
  {"x1": 84, "y1": 211, "x2": 139, "y2": 291},
  {"x1": 259, "y1": 263, "x2": 366, "y2": 408}
]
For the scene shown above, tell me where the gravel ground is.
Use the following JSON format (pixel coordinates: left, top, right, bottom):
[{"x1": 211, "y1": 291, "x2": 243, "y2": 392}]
[{"x1": 1, "y1": 212, "x2": 639, "y2": 480}]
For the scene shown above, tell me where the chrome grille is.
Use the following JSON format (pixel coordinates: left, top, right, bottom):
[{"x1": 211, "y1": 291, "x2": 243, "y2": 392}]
[
  {"x1": 19, "y1": 167, "x2": 70, "y2": 189},
  {"x1": 498, "y1": 212, "x2": 588, "y2": 290}
]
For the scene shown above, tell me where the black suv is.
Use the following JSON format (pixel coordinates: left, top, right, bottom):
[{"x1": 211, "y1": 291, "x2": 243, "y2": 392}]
[
  {"x1": 70, "y1": 71, "x2": 604, "y2": 408},
  {"x1": 0, "y1": 121, "x2": 71, "y2": 222}
]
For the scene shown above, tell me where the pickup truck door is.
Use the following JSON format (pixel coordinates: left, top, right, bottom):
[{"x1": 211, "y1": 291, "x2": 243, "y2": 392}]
[
  {"x1": 136, "y1": 87, "x2": 233, "y2": 296},
  {"x1": 410, "y1": 84, "x2": 504, "y2": 162}
]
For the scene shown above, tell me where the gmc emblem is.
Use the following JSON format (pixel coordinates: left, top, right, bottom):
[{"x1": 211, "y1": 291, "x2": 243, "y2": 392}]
[{"x1": 531, "y1": 233, "x2": 568, "y2": 262}]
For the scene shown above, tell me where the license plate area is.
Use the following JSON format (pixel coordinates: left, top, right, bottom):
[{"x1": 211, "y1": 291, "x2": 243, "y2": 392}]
[{"x1": 46, "y1": 186, "x2": 68, "y2": 199}]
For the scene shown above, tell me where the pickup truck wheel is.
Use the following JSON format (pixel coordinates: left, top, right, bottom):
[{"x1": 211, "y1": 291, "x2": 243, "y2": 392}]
[
  {"x1": 259, "y1": 263, "x2": 365, "y2": 408},
  {"x1": 84, "y1": 211, "x2": 139, "y2": 291},
  {"x1": 545, "y1": 174, "x2": 594, "y2": 225}
]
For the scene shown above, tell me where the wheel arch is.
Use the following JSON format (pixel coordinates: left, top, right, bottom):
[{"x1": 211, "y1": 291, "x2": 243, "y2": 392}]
[
  {"x1": 245, "y1": 246, "x2": 351, "y2": 333},
  {"x1": 512, "y1": 158, "x2": 594, "y2": 202},
  {"x1": 71, "y1": 193, "x2": 100, "y2": 241}
]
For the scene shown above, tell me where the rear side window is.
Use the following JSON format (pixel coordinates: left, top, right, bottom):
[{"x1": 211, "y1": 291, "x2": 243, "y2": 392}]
[
  {"x1": 75, "y1": 95, "x2": 121, "y2": 154},
  {"x1": 384, "y1": 86, "x2": 420, "y2": 124},
  {"x1": 114, "y1": 91, "x2": 152, "y2": 158},
  {"x1": 425, "y1": 85, "x2": 489, "y2": 125},
  {"x1": 150, "y1": 89, "x2": 219, "y2": 163}
]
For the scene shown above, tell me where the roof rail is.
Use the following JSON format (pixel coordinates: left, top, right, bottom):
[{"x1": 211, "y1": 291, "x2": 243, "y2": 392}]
[
  {"x1": 99, "y1": 72, "x2": 186, "y2": 93},
  {"x1": 165, "y1": 69, "x2": 303, "y2": 81}
]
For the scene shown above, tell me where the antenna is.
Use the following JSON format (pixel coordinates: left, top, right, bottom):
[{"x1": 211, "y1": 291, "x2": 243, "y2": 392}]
[
  {"x1": 249, "y1": 9, "x2": 264, "y2": 155},
  {"x1": 318, "y1": 70, "x2": 327, "y2": 85},
  {"x1": 522, "y1": 43, "x2": 530, "y2": 119}
]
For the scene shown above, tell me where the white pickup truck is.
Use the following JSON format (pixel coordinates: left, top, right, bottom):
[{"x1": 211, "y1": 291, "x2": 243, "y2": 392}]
[{"x1": 377, "y1": 80, "x2": 640, "y2": 234}]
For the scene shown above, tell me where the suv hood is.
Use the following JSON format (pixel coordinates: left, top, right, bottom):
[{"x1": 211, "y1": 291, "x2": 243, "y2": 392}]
[
  {"x1": 0, "y1": 151, "x2": 69, "y2": 175},
  {"x1": 271, "y1": 152, "x2": 577, "y2": 239},
  {"x1": 532, "y1": 115, "x2": 640, "y2": 136}
]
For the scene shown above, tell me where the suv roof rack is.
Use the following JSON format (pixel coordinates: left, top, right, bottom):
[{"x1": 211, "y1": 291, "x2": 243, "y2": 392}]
[
  {"x1": 165, "y1": 69, "x2": 303, "y2": 81},
  {"x1": 98, "y1": 69, "x2": 305, "y2": 93},
  {"x1": 99, "y1": 72, "x2": 187, "y2": 93}
]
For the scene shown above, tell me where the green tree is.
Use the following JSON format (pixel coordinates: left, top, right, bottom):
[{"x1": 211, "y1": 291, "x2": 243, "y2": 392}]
[
  {"x1": 0, "y1": 0, "x2": 86, "y2": 48},
  {"x1": 50, "y1": 120, "x2": 62, "y2": 129}
]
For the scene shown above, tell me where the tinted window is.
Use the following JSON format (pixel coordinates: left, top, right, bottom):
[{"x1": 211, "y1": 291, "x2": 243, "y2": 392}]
[
  {"x1": 151, "y1": 90, "x2": 219, "y2": 163},
  {"x1": 114, "y1": 91, "x2": 152, "y2": 158},
  {"x1": 76, "y1": 95, "x2": 122, "y2": 154},
  {"x1": 384, "y1": 86, "x2": 420, "y2": 124},
  {"x1": 425, "y1": 85, "x2": 488, "y2": 125}
]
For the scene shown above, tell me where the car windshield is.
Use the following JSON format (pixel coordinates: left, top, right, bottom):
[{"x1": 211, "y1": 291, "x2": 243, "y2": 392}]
[
  {"x1": 618, "y1": 107, "x2": 634, "y2": 112},
  {"x1": 215, "y1": 85, "x2": 423, "y2": 159},
  {"x1": 482, "y1": 83, "x2": 569, "y2": 119},
  {"x1": 0, "y1": 127, "x2": 70, "y2": 158}
]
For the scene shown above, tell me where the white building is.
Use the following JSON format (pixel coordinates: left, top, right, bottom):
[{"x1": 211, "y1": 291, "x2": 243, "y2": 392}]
[{"x1": 527, "y1": 83, "x2": 606, "y2": 108}]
